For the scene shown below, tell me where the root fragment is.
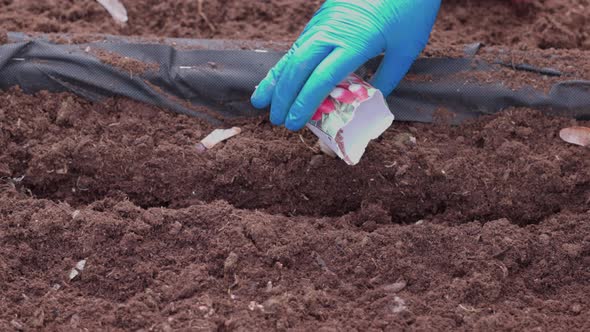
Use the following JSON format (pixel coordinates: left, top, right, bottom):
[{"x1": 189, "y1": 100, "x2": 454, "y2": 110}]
[{"x1": 198, "y1": 0, "x2": 217, "y2": 32}]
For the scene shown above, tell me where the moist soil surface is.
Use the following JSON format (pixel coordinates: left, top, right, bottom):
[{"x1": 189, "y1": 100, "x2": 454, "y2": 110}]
[
  {"x1": 0, "y1": 0, "x2": 589, "y2": 50},
  {"x1": 1, "y1": 0, "x2": 590, "y2": 331}
]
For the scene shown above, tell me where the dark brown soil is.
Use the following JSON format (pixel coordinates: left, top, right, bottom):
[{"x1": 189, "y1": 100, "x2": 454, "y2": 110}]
[
  {"x1": 1, "y1": 88, "x2": 589, "y2": 331},
  {"x1": 0, "y1": 29, "x2": 6, "y2": 44},
  {"x1": 90, "y1": 47, "x2": 160, "y2": 75},
  {"x1": 0, "y1": 0, "x2": 589, "y2": 50},
  {"x1": 430, "y1": 0, "x2": 590, "y2": 51},
  {"x1": 1, "y1": 0, "x2": 590, "y2": 331}
]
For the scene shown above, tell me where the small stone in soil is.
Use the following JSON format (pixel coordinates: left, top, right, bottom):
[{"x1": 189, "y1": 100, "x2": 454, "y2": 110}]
[
  {"x1": 249, "y1": 301, "x2": 264, "y2": 311},
  {"x1": 195, "y1": 143, "x2": 207, "y2": 154},
  {"x1": 571, "y1": 304, "x2": 582, "y2": 314},
  {"x1": 309, "y1": 155, "x2": 324, "y2": 168},
  {"x1": 539, "y1": 233, "x2": 551, "y2": 244},
  {"x1": 382, "y1": 280, "x2": 407, "y2": 293},
  {"x1": 392, "y1": 296, "x2": 407, "y2": 313},
  {"x1": 10, "y1": 319, "x2": 24, "y2": 331},
  {"x1": 263, "y1": 298, "x2": 282, "y2": 313},
  {"x1": 562, "y1": 243, "x2": 582, "y2": 258},
  {"x1": 70, "y1": 314, "x2": 80, "y2": 328},
  {"x1": 224, "y1": 252, "x2": 239, "y2": 275},
  {"x1": 168, "y1": 221, "x2": 182, "y2": 235},
  {"x1": 393, "y1": 133, "x2": 417, "y2": 148}
]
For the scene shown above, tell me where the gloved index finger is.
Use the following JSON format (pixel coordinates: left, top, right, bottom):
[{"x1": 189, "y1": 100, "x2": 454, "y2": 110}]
[
  {"x1": 284, "y1": 48, "x2": 368, "y2": 131},
  {"x1": 250, "y1": 46, "x2": 294, "y2": 110},
  {"x1": 269, "y1": 41, "x2": 333, "y2": 126}
]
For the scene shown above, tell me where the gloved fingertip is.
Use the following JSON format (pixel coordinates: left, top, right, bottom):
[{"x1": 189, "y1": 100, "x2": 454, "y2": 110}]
[
  {"x1": 370, "y1": 68, "x2": 399, "y2": 97},
  {"x1": 371, "y1": 53, "x2": 417, "y2": 98},
  {"x1": 284, "y1": 110, "x2": 309, "y2": 131},
  {"x1": 250, "y1": 80, "x2": 273, "y2": 109},
  {"x1": 270, "y1": 115, "x2": 285, "y2": 126},
  {"x1": 371, "y1": 80, "x2": 396, "y2": 98},
  {"x1": 269, "y1": 100, "x2": 288, "y2": 126},
  {"x1": 284, "y1": 120, "x2": 306, "y2": 132}
]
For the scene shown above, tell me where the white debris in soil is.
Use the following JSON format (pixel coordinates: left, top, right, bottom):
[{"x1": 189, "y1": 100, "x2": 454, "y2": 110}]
[
  {"x1": 75, "y1": 259, "x2": 87, "y2": 271},
  {"x1": 68, "y1": 269, "x2": 79, "y2": 280},
  {"x1": 248, "y1": 301, "x2": 264, "y2": 311},
  {"x1": 197, "y1": 127, "x2": 242, "y2": 152},
  {"x1": 69, "y1": 259, "x2": 87, "y2": 280},
  {"x1": 392, "y1": 296, "x2": 407, "y2": 313},
  {"x1": 382, "y1": 280, "x2": 407, "y2": 293},
  {"x1": 96, "y1": 0, "x2": 128, "y2": 23},
  {"x1": 560, "y1": 126, "x2": 590, "y2": 147},
  {"x1": 198, "y1": 306, "x2": 215, "y2": 318}
]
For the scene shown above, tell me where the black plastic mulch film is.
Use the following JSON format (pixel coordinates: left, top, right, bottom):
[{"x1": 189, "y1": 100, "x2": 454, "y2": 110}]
[{"x1": 1, "y1": 32, "x2": 590, "y2": 125}]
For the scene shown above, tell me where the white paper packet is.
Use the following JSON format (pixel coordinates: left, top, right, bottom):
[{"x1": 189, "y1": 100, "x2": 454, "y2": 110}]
[{"x1": 306, "y1": 74, "x2": 394, "y2": 165}]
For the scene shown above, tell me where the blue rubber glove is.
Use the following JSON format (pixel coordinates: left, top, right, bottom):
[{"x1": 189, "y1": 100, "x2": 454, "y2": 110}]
[{"x1": 250, "y1": 0, "x2": 441, "y2": 131}]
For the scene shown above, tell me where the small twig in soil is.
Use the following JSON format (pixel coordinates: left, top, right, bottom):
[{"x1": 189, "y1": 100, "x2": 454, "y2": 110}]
[
  {"x1": 229, "y1": 273, "x2": 240, "y2": 289},
  {"x1": 493, "y1": 262, "x2": 509, "y2": 278},
  {"x1": 312, "y1": 251, "x2": 330, "y2": 272},
  {"x1": 197, "y1": 0, "x2": 217, "y2": 32},
  {"x1": 299, "y1": 134, "x2": 319, "y2": 153},
  {"x1": 384, "y1": 161, "x2": 397, "y2": 168},
  {"x1": 227, "y1": 274, "x2": 240, "y2": 300},
  {"x1": 458, "y1": 304, "x2": 481, "y2": 313}
]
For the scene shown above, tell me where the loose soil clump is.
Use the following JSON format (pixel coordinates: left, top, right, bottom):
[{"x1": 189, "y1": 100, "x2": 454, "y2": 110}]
[{"x1": 89, "y1": 47, "x2": 160, "y2": 75}]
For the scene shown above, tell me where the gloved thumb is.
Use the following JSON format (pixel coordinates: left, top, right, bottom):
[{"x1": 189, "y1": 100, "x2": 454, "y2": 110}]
[{"x1": 370, "y1": 51, "x2": 417, "y2": 97}]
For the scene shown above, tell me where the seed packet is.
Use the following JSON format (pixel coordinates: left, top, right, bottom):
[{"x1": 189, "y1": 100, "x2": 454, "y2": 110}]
[{"x1": 306, "y1": 74, "x2": 394, "y2": 165}]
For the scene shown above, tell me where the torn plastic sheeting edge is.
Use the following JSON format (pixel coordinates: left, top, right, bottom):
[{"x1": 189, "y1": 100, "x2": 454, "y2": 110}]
[
  {"x1": 0, "y1": 36, "x2": 589, "y2": 124},
  {"x1": 0, "y1": 40, "x2": 224, "y2": 124}
]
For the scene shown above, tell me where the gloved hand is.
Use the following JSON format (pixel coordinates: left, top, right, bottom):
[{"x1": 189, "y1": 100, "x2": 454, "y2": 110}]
[{"x1": 251, "y1": 0, "x2": 441, "y2": 131}]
